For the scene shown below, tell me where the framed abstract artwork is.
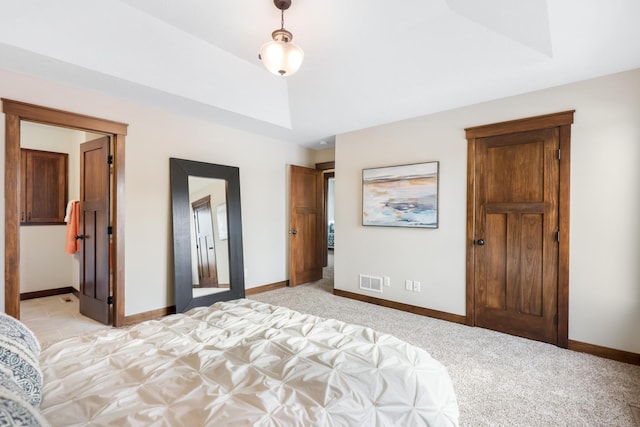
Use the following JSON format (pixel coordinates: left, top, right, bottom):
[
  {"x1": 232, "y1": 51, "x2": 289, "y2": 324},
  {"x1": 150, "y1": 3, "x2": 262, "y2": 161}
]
[{"x1": 362, "y1": 161, "x2": 439, "y2": 228}]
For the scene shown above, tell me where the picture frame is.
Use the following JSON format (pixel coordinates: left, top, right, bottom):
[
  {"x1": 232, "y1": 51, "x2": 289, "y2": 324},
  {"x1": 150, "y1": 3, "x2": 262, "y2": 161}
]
[{"x1": 362, "y1": 161, "x2": 439, "y2": 228}]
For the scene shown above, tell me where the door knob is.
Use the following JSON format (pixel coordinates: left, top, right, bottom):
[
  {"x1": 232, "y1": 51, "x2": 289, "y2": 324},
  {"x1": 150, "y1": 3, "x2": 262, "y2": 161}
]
[
  {"x1": 476, "y1": 239, "x2": 485, "y2": 246},
  {"x1": 289, "y1": 229, "x2": 297, "y2": 235},
  {"x1": 74, "y1": 235, "x2": 84, "y2": 241}
]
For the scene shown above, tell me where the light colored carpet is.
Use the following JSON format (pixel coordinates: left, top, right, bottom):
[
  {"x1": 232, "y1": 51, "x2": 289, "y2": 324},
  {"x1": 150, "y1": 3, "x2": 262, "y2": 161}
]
[{"x1": 250, "y1": 258, "x2": 640, "y2": 426}]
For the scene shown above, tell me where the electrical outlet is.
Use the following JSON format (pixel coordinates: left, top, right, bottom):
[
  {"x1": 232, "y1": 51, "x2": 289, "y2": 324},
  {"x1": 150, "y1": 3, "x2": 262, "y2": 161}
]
[
  {"x1": 405, "y1": 280, "x2": 413, "y2": 291},
  {"x1": 384, "y1": 276, "x2": 391, "y2": 287},
  {"x1": 413, "y1": 281, "x2": 421, "y2": 292}
]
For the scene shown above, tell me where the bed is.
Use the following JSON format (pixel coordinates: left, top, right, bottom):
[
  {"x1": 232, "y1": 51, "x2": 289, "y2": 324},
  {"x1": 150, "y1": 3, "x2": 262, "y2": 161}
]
[{"x1": 3, "y1": 299, "x2": 459, "y2": 426}]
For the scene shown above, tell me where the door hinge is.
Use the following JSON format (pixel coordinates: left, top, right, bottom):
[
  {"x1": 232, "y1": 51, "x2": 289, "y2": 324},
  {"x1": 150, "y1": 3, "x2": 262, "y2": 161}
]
[
  {"x1": 557, "y1": 148, "x2": 561, "y2": 160},
  {"x1": 554, "y1": 313, "x2": 559, "y2": 325},
  {"x1": 556, "y1": 231, "x2": 560, "y2": 242},
  {"x1": 108, "y1": 155, "x2": 113, "y2": 164},
  {"x1": 107, "y1": 296, "x2": 113, "y2": 305},
  {"x1": 107, "y1": 226, "x2": 113, "y2": 235}
]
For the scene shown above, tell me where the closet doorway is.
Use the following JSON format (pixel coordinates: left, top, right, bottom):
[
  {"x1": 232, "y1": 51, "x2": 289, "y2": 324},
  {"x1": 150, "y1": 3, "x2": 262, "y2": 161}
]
[{"x1": 2, "y1": 99, "x2": 128, "y2": 327}]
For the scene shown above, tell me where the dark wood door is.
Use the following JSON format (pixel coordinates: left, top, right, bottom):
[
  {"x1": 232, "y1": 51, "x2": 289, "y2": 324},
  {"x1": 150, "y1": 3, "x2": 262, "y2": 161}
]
[
  {"x1": 289, "y1": 165, "x2": 323, "y2": 286},
  {"x1": 192, "y1": 197, "x2": 218, "y2": 287},
  {"x1": 79, "y1": 136, "x2": 111, "y2": 325},
  {"x1": 474, "y1": 128, "x2": 560, "y2": 344}
]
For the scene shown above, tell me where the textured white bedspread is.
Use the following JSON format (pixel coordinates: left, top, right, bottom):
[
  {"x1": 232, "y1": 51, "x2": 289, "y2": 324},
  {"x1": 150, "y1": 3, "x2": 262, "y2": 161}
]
[{"x1": 40, "y1": 299, "x2": 458, "y2": 426}]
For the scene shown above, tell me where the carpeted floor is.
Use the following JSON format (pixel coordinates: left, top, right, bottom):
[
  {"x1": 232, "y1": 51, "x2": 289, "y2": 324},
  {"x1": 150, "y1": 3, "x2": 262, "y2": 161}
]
[{"x1": 250, "y1": 255, "x2": 640, "y2": 426}]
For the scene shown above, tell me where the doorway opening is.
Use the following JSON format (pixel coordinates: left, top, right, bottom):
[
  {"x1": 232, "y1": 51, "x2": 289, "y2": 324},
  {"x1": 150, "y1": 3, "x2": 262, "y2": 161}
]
[
  {"x1": 18, "y1": 123, "x2": 107, "y2": 326},
  {"x1": 323, "y1": 170, "x2": 335, "y2": 284},
  {"x1": 287, "y1": 161, "x2": 335, "y2": 287},
  {"x1": 2, "y1": 99, "x2": 128, "y2": 327},
  {"x1": 318, "y1": 161, "x2": 335, "y2": 270}
]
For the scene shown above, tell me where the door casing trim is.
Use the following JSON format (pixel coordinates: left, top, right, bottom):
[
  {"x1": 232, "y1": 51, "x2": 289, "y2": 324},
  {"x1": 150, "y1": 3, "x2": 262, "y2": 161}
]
[
  {"x1": 464, "y1": 110, "x2": 574, "y2": 348},
  {"x1": 2, "y1": 99, "x2": 128, "y2": 327}
]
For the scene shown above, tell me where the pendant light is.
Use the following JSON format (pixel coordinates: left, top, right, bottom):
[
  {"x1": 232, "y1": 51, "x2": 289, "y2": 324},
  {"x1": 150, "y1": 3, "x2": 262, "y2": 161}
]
[{"x1": 259, "y1": 0, "x2": 304, "y2": 76}]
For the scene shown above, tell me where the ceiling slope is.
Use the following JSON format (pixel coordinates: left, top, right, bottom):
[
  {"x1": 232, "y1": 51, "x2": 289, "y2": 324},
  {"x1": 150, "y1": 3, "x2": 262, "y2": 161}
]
[{"x1": 0, "y1": 0, "x2": 639, "y2": 148}]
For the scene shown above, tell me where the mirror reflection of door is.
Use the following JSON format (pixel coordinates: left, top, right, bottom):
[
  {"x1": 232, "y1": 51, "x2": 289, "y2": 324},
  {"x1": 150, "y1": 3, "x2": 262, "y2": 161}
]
[
  {"x1": 188, "y1": 176, "x2": 230, "y2": 297},
  {"x1": 191, "y1": 196, "x2": 218, "y2": 287}
]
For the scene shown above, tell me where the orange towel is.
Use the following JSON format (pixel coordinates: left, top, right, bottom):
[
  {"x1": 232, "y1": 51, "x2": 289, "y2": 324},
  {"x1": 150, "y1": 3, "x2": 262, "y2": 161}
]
[{"x1": 65, "y1": 201, "x2": 80, "y2": 254}]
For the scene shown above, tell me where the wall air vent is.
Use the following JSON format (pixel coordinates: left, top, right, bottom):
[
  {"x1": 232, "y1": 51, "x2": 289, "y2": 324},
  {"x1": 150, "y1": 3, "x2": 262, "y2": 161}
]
[{"x1": 359, "y1": 274, "x2": 383, "y2": 293}]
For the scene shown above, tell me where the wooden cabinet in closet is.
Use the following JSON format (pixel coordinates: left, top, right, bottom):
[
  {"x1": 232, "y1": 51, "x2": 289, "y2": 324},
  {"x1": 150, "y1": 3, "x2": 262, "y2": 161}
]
[{"x1": 20, "y1": 148, "x2": 68, "y2": 225}]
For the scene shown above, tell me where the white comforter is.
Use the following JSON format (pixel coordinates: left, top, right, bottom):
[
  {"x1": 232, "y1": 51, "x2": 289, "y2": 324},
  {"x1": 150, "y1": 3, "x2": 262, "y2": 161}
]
[{"x1": 40, "y1": 299, "x2": 459, "y2": 426}]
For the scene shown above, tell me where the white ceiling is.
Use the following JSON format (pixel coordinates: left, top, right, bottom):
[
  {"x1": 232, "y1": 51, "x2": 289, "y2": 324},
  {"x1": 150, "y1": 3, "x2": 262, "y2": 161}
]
[{"x1": 0, "y1": 0, "x2": 639, "y2": 149}]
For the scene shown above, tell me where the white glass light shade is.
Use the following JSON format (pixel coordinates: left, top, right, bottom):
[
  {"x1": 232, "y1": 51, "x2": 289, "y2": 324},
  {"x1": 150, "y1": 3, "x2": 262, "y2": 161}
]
[{"x1": 260, "y1": 40, "x2": 304, "y2": 76}]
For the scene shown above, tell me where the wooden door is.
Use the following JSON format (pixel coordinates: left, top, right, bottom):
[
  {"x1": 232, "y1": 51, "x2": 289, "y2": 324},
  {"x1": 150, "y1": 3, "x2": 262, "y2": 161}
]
[
  {"x1": 474, "y1": 128, "x2": 560, "y2": 344},
  {"x1": 79, "y1": 136, "x2": 111, "y2": 324},
  {"x1": 289, "y1": 165, "x2": 324, "y2": 286},
  {"x1": 192, "y1": 197, "x2": 218, "y2": 287}
]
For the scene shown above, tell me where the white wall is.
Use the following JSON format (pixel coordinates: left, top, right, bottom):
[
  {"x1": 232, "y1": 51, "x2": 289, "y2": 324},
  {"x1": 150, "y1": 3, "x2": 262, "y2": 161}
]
[
  {"x1": 335, "y1": 68, "x2": 640, "y2": 354},
  {"x1": 313, "y1": 147, "x2": 335, "y2": 164},
  {"x1": 0, "y1": 68, "x2": 312, "y2": 316}
]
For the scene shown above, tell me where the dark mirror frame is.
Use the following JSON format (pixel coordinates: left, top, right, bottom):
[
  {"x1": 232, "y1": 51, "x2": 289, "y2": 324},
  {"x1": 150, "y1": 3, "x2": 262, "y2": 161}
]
[{"x1": 170, "y1": 158, "x2": 245, "y2": 312}]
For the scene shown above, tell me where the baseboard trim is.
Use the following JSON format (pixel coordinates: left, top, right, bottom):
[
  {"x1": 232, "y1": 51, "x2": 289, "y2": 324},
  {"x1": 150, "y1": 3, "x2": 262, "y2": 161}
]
[
  {"x1": 245, "y1": 281, "x2": 288, "y2": 296},
  {"x1": 121, "y1": 280, "x2": 289, "y2": 326},
  {"x1": 20, "y1": 287, "x2": 76, "y2": 301},
  {"x1": 333, "y1": 289, "x2": 467, "y2": 325},
  {"x1": 123, "y1": 306, "x2": 176, "y2": 326},
  {"x1": 568, "y1": 340, "x2": 640, "y2": 366}
]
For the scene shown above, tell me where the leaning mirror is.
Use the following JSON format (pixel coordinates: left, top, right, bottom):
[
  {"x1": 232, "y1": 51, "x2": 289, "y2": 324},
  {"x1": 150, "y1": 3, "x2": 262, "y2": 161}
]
[{"x1": 170, "y1": 158, "x2": 245, "y2": 312}]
